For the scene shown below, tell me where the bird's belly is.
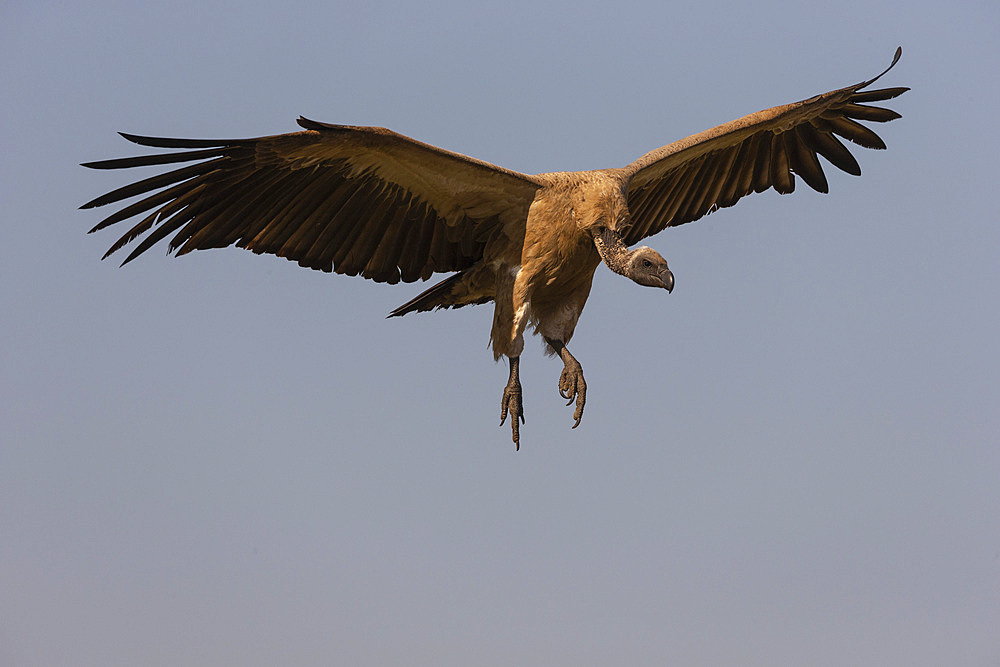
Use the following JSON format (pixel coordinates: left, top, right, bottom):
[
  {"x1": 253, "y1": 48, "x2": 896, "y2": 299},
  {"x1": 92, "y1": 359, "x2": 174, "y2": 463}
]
[{"x1": 519, "y1": 244, "x2": 600, "y2": 342}]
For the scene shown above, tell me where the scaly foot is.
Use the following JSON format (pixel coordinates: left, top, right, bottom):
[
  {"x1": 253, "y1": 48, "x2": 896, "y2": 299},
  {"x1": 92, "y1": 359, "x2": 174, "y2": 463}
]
[
  {"x1": 499, "y1": 356, "x2": 524, "y2": 449},
  {"x1": 545, "y1": 338, "x2": 587, "y2": 429}
]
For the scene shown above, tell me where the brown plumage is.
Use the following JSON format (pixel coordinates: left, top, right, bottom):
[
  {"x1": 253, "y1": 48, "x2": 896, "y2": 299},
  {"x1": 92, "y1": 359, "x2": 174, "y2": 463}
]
[{"x1": 82, "y1": 48, "x2": 907, "y2": 449}]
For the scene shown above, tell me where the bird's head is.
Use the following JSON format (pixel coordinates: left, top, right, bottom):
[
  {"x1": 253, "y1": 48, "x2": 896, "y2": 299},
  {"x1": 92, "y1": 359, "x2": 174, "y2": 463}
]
[{"x1": 628, "y1": 246, "x2": 674, "y2": 292}]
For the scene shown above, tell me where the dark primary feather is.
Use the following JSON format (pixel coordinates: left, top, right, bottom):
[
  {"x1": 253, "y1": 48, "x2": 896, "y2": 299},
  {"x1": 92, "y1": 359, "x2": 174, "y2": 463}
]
[
  {"x1": 621, "y1": 48, "x2": 906, "y2": 246},
  {"x1": 81, "y1": 120, "x2": 540, "y2": 284}
]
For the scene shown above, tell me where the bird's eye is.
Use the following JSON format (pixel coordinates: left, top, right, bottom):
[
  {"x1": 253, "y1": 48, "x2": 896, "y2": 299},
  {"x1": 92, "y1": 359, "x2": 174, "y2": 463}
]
[{"x1": 642, "y1": 259, "x2": 652, "y2": 268}]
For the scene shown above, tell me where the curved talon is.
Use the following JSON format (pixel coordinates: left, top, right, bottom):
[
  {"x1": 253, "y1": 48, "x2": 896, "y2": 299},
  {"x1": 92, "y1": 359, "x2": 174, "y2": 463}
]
[
  {"x1": 544, "y1": 338, "x2": 588, "y2": 431},
  {"x1": 557, "y1": 362, "x2": 586, "y2": 429}
]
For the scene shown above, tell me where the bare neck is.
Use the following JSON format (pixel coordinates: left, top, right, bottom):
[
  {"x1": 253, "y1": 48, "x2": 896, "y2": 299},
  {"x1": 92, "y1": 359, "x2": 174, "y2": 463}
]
[{"x1": 592, "y1": 227, "x2": 632, "y2": 277}]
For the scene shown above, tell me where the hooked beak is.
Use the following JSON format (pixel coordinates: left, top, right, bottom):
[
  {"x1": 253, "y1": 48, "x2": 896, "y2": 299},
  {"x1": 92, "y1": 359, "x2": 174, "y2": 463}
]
[{"x1": 662, "y1": 269, "x2": 674, "y2": 293}]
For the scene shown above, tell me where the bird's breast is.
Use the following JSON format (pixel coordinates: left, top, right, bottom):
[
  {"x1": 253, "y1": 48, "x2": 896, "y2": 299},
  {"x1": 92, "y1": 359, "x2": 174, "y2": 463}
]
[{"x1": 520, "y1": 230, "x2": 600, "y2": 309}]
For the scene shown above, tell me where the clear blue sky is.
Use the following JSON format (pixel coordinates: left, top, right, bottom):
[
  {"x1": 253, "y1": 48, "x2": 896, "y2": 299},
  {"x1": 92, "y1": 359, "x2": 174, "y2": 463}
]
[{"x1": 3, "y1": 1, "x2": 998, "y2": 665}]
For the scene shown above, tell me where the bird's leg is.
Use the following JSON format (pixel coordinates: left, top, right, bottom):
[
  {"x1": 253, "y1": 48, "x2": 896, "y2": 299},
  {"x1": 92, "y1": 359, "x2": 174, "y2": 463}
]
[
  {"x1": 499, "y1": 356, "x2": 524, "y2": 450},
  {"x1": 544, "y1": 337, "x2": 587, "y2": 429}
]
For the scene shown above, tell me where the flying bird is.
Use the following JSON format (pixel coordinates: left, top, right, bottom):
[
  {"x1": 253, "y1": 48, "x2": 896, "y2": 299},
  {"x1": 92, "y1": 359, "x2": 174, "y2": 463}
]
[{"x1": 82, "y1": 48, "x2": 906, "y2": 449}]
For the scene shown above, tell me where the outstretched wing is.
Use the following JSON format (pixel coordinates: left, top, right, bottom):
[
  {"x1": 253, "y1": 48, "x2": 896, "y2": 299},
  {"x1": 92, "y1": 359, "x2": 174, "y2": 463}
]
[
  {"x1": 620, "y1": 48, "x2": 907, "y2": 246},
  {"x1": 82, "y1": 118, "x2": 542, "y2": 284}
]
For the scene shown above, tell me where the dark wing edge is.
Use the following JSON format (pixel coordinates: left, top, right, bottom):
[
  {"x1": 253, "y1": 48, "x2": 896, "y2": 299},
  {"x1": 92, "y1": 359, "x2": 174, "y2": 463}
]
[
  {"x1": 81, "y1": 120, "x2": 541, "y2": 285},
  {"x1": 621, "y1": 47, "x2": 907, "y2": 246}
]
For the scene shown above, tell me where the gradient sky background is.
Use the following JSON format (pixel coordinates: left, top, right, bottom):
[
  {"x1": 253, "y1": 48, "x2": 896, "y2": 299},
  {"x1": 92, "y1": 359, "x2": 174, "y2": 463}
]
[{"x1": 3, "y1": 1, "x2": 998, "y2": 665}]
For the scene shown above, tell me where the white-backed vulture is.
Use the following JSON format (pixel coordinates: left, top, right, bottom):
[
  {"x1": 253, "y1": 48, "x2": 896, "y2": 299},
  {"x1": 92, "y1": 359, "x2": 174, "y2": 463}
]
[{"x1": 82, "y1": 48, "x2": 907, "y2": 449}]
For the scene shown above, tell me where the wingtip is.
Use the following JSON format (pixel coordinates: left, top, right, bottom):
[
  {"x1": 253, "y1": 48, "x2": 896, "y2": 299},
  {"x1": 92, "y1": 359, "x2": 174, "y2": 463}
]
[
  {"x1": 79, "y1": 157, "x2": 124, "y2": 170},
  {"x1": 297, "y1": 116, "x2": 351, "y2": 133},
  {"x1": 119, "y1": 248, "x2": 143, "y2": 267},
  {"x1": 860, "y1": 46, "x2": 904, "y2": 89},
  {"x1": 297, "y1": 116, "x2": 323, "y2": 130},
  {"x1": 118, "y1": 131, "x2": 146, "y2": 145}
]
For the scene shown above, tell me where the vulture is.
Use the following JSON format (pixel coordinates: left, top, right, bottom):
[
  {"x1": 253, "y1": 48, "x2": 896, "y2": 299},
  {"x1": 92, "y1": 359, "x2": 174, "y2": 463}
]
[{"x1": 82, "y1": 48, "x2": 907, "y2": 449}]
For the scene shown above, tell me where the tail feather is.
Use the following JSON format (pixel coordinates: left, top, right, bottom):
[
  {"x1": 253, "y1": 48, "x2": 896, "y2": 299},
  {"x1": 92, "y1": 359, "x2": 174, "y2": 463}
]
[{"x1": 388, "y1": 269, "x2": 492, "y2": 317}]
